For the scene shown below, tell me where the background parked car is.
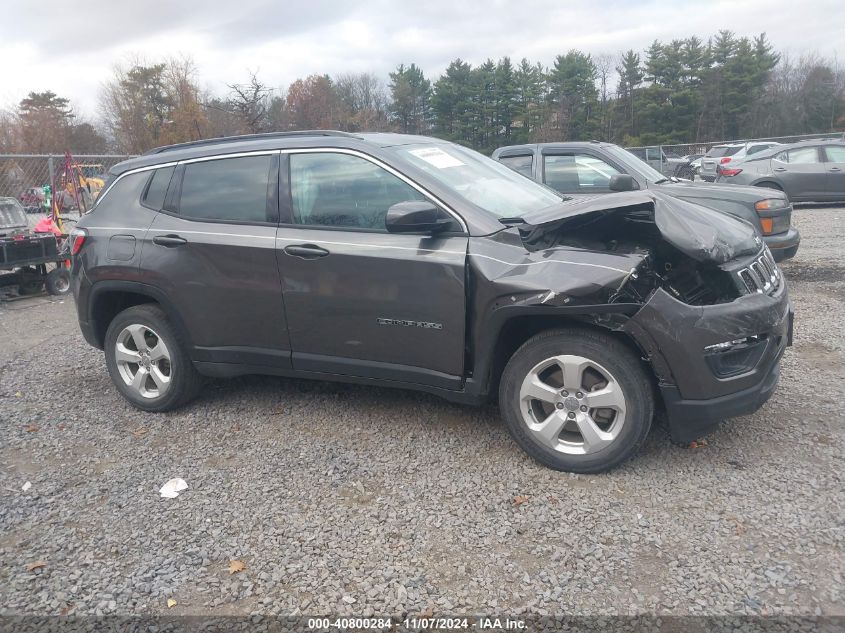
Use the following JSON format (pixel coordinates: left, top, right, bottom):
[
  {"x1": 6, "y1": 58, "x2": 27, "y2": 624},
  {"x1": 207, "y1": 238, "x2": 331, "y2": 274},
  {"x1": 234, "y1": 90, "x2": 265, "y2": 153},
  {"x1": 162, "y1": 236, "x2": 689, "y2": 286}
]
[
  {"x1": 699, "y1": 141, "x2": 781, "y2": 181},
  {"x1": 716, "y1": 139, "x2": 845, "y2": 202},
  {"x1": 492, "y1": 141, "x2": 800, "y2": 260},
  {"x1": 679, "y1": 153, "x2": 704, "y2": 179}
]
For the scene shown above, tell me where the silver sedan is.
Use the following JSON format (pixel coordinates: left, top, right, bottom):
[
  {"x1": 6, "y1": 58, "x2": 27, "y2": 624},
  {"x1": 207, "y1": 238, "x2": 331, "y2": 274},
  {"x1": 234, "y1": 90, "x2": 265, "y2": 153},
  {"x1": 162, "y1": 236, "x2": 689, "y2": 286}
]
[{"x1": 716, "y1": 140, "x2": 845, "y2": 202}]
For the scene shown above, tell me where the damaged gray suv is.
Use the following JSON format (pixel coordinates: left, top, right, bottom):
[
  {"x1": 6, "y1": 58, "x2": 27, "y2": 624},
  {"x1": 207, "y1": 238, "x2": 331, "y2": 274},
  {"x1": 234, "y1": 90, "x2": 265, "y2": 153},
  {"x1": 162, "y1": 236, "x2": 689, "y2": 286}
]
[{"x1": 70, "y1": 132, "x2": 793, "y2": 473}]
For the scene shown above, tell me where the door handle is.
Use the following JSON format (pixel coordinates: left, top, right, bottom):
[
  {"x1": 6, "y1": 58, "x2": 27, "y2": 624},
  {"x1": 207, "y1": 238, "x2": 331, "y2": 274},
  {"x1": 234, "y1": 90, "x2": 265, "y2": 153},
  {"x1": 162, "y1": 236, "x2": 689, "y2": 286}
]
[
  {"x1": 773, "y1": 167, "x2": 787, "y2": 172},
  {"x1": 152, "y1": 234, "x2": 187, "y2": 247},
  {"x1": 284, "y1": 244, "x2": 330, "y2": 259},
  {"x1": 829, "y1": 167, "x2": 841, "y2": 172}
]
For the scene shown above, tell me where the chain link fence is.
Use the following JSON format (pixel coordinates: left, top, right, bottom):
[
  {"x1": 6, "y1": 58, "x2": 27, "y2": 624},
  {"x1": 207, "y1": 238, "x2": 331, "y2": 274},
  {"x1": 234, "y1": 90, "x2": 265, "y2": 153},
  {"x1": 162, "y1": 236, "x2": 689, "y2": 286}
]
[
  {"x1": 626, "y1": 132, "x2": 845, "y2": 180},
  {"x1": 0, "y1": 154, "x2": 134, "y2": 219}
]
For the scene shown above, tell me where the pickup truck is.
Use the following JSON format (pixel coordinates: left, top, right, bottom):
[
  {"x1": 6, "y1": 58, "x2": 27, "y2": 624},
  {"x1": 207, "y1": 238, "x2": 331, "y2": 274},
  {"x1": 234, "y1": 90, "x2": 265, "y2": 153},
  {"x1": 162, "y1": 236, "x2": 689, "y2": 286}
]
[{"x1": 492, "y1": 141, "x2": 800, "y2": 261}]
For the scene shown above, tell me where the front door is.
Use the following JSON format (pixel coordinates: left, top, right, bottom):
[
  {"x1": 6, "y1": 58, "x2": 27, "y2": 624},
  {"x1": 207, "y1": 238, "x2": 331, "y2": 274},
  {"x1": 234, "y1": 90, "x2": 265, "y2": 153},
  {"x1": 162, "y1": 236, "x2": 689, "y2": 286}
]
[
  {"x1": 276, "y1": 150, "x2": 468, "y2": 389},
  {"x1": 140, "y1": 152, "x2": 291, "y2": 367}
]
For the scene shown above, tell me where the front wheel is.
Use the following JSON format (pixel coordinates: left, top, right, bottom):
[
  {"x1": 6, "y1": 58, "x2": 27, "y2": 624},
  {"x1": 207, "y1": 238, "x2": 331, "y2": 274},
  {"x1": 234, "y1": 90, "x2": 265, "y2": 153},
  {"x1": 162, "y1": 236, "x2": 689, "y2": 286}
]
[
  {"x1": 104, "y1": 304, "x2": 203, "y2": 411},
  {"x1": 499, "y1": 328, "x2": 654, "y2": 473}
]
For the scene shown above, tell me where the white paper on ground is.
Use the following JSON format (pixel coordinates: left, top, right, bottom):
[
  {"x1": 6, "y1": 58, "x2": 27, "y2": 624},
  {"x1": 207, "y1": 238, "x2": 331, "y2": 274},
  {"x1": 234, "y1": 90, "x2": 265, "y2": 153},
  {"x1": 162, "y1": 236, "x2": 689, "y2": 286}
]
[
  {"x1": 22, "y1": 481, "x2": 31, "y2": 492},
  {"x1": 159, "y1": 478, "x2": 188, "y2": 498}
]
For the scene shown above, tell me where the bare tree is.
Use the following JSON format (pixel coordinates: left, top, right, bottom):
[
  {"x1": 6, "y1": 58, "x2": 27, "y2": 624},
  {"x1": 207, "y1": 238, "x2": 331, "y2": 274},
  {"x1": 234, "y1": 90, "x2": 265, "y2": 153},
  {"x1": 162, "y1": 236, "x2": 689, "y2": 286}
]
[{"x1": 226, "y1": 71, "x2": 273, "y2": 134}]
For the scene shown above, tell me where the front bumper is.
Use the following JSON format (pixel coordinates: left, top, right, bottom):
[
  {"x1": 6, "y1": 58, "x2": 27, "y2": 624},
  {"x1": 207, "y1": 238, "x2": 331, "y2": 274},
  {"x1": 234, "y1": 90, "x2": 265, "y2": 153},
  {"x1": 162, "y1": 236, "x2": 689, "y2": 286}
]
[
  {"x1": 623, "y1": 275, "x2": 792, "y2": 443},
  {"x1": 763, "y1": 226, "x2": 801, "y2": 261},
  {"x1": 659, "y1": 354, "x2": 783, "y2": 443}
]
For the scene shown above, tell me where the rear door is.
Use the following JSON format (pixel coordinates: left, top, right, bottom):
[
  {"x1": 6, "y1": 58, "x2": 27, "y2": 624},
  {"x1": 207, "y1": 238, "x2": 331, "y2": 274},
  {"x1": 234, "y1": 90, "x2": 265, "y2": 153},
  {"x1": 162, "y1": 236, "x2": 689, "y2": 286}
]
[
  {"x1": 140, "y1": 152, "x2": 291, "y2": 367},
  {"x1": 276, "y1": 149, "x2": 468, "y2": 389},
  {"x1": 771, "y1": 147, "x2": 827, "y2": 200},
  {"x1": 822, "y1": 145, "x2": 845, "y2": 199}
]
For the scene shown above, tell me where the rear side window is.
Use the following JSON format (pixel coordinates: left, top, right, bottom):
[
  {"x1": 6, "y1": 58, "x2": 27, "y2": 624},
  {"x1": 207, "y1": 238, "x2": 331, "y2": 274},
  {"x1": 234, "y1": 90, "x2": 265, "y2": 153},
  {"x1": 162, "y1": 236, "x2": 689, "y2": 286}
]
[
  {"x1": 823, "y1": 146, "x2": 845, "y2": 162},
  {"x1": 707, "y1": 146, "x2": 741, "y2": 158},
  {"x1": 498, "y1": 154, "x2": 534, "y2": 177},
  {"x1": 141, "y1": 166, "x2": 175, "y2": 210},
  {"x1": 786, "y1": 147, "x2": 820, "y2": 164},
  {"x1": 177, "y1": 155, "x2": 273, "y2": 223}
]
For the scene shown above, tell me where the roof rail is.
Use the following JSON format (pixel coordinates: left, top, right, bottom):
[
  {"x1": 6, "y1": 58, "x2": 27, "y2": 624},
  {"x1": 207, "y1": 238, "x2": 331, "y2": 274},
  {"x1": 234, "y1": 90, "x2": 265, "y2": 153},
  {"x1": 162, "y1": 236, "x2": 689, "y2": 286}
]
[{"x1": 143, "y1": 130, "x2": 359, "y2": 155}]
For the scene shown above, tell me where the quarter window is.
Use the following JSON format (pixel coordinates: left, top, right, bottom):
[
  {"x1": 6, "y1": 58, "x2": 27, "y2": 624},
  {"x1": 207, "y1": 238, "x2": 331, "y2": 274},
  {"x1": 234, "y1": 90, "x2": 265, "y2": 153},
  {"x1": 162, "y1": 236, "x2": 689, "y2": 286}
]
[
  {"x1": 177, "y1": 155, "x2": 273, "y2": 223},
  {"x1": 498, "y1": 154, "x2": 534, "y2": 177},
  {"x1": 142, "y1": 166, "x2": 175, "y2": 210},
  {"x1": 290, "y1": 152, "x2": 427, "y2": 230},
  {"x1": 544, "y1": 154, "x2": 622, "y2": 194}
]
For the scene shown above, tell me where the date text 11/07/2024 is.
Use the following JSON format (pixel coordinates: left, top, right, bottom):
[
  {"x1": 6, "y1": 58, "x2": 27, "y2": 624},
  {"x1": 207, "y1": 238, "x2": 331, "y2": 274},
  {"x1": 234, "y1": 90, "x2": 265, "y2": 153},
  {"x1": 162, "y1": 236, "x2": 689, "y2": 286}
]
[{"x1": 306, "y1": 617, "x2": 527, "y2": 630}]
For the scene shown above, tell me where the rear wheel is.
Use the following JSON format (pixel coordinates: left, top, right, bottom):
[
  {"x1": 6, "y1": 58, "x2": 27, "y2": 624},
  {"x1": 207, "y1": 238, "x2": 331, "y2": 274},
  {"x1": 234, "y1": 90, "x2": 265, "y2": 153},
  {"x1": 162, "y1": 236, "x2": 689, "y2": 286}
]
[
  {"x1": 104, "y1": 304, "x2": 203, "y2": 411},
  {"x1": 755, "y1": 181, "x2": 783, "y2": 192},
  {"x1": 499, "y1": 328, "x2": 653, "y2": 473}
]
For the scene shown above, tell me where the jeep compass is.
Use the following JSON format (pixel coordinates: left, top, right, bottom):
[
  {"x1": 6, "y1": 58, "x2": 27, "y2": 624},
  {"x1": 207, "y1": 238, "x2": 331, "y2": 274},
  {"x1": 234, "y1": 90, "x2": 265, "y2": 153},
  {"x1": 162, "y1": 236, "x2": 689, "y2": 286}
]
[{"x1": 70, "y1": 131, "x2": 793, "y2": 473}]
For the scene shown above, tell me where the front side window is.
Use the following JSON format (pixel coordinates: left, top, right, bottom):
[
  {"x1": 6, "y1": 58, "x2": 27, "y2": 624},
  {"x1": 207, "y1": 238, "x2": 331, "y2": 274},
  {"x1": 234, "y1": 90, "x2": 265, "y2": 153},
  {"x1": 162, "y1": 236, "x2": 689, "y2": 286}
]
[
  {"x1": 498, "y1": 154, "x2": 534, "y2": 178},
  {"x1": 178, "y1": 155, "x2": 273, "y2": 223},
  {"x1": 544, "y1": 154, "x2": 622, "y2": 194},
  {"x1": 786, "y1": 147, "x2": 820, "y2": 164},
  {"x1": 290, "y1": 152, "x2": 427, "y2": 230}
]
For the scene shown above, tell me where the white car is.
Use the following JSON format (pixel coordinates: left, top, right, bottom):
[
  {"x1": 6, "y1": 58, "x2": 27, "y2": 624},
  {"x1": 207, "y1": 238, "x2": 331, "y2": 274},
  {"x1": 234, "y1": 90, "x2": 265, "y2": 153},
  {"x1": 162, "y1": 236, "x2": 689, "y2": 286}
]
[{"x1": 700, "y1": 142, "x2": 782, "y2": 181}]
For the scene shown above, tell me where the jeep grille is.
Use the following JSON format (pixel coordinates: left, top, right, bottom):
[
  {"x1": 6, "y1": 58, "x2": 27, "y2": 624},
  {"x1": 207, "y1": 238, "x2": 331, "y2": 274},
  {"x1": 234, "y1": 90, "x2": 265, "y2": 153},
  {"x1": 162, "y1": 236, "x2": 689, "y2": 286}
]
[{"x1": 737, "y1": 249, "x2": 781, "y2": 295}]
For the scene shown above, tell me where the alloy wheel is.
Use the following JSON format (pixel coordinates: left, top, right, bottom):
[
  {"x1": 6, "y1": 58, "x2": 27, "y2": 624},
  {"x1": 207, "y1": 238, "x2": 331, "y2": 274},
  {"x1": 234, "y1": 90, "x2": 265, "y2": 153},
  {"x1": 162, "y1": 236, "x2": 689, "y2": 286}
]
[
  {"x1": 518, "y1": 354, "x2": 626, "y2": 455},
  {"x1": 114, "y1": 324, "x2": 172, "y2": 399}
]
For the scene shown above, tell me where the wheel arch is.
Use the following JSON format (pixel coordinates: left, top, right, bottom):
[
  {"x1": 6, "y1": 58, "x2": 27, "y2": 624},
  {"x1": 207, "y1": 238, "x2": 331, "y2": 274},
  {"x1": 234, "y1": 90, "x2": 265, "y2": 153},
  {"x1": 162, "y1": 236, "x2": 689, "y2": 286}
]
[
  {"x1": 88, "y1": 281, "x2": 193, "y2": 351},
  {"x1": 473, "y1": 304, "x2": 658, "y2": 401},
  {"x1": 750, "y1": 178, "x2": 784, "y2": 191}
]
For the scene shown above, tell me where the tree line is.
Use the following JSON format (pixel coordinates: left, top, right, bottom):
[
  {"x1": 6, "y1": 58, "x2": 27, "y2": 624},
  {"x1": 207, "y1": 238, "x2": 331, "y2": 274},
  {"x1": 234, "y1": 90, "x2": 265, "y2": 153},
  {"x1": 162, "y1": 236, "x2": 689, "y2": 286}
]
[{"x1": 0, "y1": 31, "x2": 842, "y2": 156}]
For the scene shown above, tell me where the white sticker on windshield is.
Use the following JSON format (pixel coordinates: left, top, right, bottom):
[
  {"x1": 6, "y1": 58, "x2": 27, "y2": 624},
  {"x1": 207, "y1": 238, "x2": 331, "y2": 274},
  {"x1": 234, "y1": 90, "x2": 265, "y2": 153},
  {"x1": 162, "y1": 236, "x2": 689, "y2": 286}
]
[{"x1": 409, "y1": 147, "x2": 465, "y2": 169}]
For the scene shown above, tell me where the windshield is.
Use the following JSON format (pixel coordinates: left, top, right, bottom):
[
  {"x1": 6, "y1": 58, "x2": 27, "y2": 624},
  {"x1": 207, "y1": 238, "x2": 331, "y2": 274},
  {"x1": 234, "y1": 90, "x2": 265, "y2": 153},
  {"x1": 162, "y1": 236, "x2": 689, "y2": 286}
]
[
  {"x1": 393, "y1": 143, "x2": 563, "y2": 218},
  {"x1": 603, "y1": 144, "x2": 667, "y2": 183}
]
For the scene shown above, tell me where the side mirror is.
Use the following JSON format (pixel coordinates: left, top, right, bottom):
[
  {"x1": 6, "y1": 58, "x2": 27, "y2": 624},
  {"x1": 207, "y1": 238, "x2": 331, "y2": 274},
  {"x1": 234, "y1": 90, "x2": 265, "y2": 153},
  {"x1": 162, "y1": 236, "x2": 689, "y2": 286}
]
[
  {"x1": 609, "y1": 174, "x2": 636, "y2": 192},
  {"x1": 385, "y1": 201, "x2": 451, "y2": 234}
]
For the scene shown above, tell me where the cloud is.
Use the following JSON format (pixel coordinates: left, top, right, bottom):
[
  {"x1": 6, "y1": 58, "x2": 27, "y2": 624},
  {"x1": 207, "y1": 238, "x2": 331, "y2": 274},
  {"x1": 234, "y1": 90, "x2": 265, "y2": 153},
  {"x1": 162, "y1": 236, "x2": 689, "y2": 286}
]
[{"x1": 1, "y1": 0, "x2": 842, "y2": 115}]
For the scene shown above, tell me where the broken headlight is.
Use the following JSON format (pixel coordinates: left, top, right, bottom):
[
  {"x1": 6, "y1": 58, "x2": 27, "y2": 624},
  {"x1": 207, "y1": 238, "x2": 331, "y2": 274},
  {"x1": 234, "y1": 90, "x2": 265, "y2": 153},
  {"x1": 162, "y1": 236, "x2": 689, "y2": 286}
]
[{"x1": 704, "y1": 335, "x2": 767, "y2": 378}]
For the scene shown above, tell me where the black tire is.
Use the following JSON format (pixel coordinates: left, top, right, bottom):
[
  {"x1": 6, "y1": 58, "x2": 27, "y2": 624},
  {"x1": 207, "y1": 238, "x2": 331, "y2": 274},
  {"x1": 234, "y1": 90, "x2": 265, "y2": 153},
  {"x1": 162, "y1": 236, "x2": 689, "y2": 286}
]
[
  {"x1": 45, "y1": 267, "x2": 70, "y2": 295},
  {"x1": 754, "y1": 181, "x2": 783, "y2": 192},
  {"x1": 104, "y1": 304, "x2": 203, "y2": 412},
  {"x1": 499, "y1": 328, "x2": 654, "y2": 473}
]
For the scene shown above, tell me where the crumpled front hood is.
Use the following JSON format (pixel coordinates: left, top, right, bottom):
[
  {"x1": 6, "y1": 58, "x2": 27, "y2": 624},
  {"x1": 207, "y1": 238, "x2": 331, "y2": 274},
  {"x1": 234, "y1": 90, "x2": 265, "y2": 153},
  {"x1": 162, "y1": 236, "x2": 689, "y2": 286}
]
[{"x1": 518, "y1": 190, "x2": 761, "y2": 264}]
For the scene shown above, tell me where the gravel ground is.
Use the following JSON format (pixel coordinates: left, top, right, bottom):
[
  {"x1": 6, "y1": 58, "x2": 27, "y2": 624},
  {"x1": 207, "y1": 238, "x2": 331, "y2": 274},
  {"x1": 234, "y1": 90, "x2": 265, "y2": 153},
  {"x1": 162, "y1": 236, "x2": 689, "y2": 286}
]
[{"x1": 0, "y1": 205, "x2": 843, "y2": 619}]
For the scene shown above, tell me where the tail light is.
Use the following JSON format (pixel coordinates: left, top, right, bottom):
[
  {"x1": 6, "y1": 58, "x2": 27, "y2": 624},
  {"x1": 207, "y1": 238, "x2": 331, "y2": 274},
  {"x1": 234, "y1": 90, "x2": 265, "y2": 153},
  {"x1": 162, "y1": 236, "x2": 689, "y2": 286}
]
[
  {"x1": 69, "y1": 228, "x2": 87, "y2": 255},
  {"x1": 718, "y1": 167, "x2": 743, "y2": 177},
  {"x1": 720, "y1": 157, "x2": 732, "y2": 164}
]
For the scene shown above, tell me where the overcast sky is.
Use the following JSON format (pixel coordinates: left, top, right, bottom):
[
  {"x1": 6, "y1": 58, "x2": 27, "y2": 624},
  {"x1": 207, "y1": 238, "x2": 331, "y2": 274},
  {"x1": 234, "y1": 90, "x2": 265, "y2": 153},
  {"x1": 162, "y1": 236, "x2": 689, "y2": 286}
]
[{"x1": 2, "y1": 0, "x2": 842, "y2": 118}]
